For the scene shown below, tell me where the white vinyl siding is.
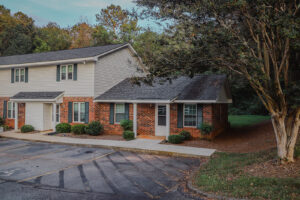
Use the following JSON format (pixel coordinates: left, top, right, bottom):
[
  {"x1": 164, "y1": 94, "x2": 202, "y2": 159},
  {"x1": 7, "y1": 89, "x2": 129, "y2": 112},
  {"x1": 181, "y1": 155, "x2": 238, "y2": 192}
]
[
  {"x1": 184, "y1": 104, "x2": 197, "y2": 127},
  {"x1": 73, "y1": 102, "x2": 85, "y2": 123}
]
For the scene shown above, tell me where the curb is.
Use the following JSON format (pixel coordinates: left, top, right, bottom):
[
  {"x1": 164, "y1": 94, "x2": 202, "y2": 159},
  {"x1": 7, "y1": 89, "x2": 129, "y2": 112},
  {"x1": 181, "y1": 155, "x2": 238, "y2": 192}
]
[
  {"x1": 0, "y1": 135, "x2": 207, "y2": 158},
  {"x1": 186, "y1": 169, "x2": 247, "y2": 200}
]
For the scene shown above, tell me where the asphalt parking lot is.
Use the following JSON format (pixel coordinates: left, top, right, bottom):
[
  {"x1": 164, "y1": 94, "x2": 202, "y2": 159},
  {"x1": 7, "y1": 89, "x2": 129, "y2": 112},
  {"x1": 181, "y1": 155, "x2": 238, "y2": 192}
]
[{"x1": 0, "y1": 138, "x2": 201, "y2": 200}]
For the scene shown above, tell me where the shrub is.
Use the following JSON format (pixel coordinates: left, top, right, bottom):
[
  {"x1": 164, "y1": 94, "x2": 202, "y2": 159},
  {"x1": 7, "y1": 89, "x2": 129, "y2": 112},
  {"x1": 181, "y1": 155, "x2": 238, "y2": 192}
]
[
  {"x1": 123, "y1": 130, "x2": 135, "y2": 140},
  {"x1": 71, "y1": 124, "x2": 86, "y2": 135},
  {"x1": 168, "y1": 135, "x2": 185, "y2": 144},
  {"x1": 120, "y1": 119, "x2": 133, "y2": 131},
  {"x1": 85, "y1": 121, "x2": 103, "y2": 136},
  {"x1": 2, "y1": 125, "x2": 9, "y2": 131},
  {"x1": 179, "y1": 130, "x2": 192, "y2": 140},
  {"x1": 56, "y1": 123, "x2": 71, "y2": 133},
  {"x1": 21, "y1": 125, "x2": 34, "y2": 133},
  {"x1": 0, "y1": 117, "x2": 4, "y2": 126},
  {"x1": 200, "y1": 123, "x2": 213, "y2": 135}
]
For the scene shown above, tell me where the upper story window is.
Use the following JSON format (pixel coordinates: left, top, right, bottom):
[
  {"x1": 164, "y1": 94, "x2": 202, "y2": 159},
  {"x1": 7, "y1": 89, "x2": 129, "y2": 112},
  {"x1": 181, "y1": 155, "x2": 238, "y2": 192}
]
[
  {"x1": 184, "y1": 104, "x2": 197, "y2": 127},
  {"x1": 61, "y1": 64, "x2": 73, "y2": 80},
  {"x1": 115, "y1": 103, "x2": 125, "y2": 123},
  {"x1": 15, "y1": 68, "x2": 25, "y2": 83},
  {"x1": 7, "y1": 101, "x2": 15, "y2": 119}
]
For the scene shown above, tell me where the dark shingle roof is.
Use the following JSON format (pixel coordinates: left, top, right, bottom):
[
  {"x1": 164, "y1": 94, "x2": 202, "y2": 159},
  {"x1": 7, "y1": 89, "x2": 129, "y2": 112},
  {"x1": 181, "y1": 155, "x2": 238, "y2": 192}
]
[
  {"x1": 0, "y1": 44, "x2": 126, "y2": 65},
  {"x1": 11, "y1": 91, "x2": 64, "y2": 100},
  {"x1": 95, "y1": 75, "x2": 228, "y2": 102}
]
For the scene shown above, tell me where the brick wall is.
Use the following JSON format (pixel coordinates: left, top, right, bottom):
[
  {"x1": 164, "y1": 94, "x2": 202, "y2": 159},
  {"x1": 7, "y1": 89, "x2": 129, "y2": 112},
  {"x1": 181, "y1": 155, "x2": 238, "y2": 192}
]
[
  {"x1": 137, "y1": 104, "x2": 155, "y2": 136},
  {"x1": 95, "y1": 103, "x2": 133, "y2": 135},
  {"x1": 0, "y1": 97, "x2": 25, "y2": 129},
  {"x1": 60, "y1": 97, "x2": 96, "y2": 124}
]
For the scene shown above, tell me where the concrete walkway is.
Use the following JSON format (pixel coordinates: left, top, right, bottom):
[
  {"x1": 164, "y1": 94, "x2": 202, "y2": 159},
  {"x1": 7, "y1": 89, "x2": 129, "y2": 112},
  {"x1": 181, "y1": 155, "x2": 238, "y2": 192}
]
[{"x1": 0, "y1": 131, "x2": 215, "y2": 157}]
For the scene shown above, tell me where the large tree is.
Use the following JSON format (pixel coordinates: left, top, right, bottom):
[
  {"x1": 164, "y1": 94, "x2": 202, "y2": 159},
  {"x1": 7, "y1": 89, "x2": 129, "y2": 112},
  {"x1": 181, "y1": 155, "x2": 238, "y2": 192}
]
[{"x1": 136, "y1": 0, "x2": 300, "y2": 162}]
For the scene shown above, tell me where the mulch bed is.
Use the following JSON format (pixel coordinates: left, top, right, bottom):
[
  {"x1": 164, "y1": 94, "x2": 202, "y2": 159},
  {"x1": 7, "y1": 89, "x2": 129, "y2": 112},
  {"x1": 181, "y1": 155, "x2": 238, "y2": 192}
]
[
  {"x1": 244, "y1": 158, "x2": 300, "y2": 178},
  {"x1": 55, "y1": 133, "x2": 125, "y2": 141},
  {"x1": 170, "y1": 120, "x2": 277, "y2": 153}
]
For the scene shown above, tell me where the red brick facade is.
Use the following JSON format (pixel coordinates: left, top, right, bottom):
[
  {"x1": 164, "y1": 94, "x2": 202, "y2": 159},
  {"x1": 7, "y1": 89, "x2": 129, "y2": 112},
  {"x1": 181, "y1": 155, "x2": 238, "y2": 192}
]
[
  {"x1": 0, "y1": 97, "x2": 25, "y2": 129},
  {"x1": 137, "y1": 104, "x2": 155, "y2": 136}
]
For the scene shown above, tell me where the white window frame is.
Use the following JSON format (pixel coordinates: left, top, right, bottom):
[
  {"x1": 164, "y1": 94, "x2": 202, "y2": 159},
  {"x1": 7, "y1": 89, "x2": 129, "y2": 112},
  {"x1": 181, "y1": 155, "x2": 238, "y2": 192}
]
[
  {"x1": 56, "y1": 104, "x2": 60, "y2": 123},
  {"x1": 7, "y1": 101, "x2": 15, "y2": 119},
  {"x1": 61, "y1": 64, "x2": 73, "y2": 81},
  {"x1": 183, "y1": 104, "x2": 197, "y2": 127},
  {"x1": 15, "y1": 68, "x2": 25, "y2": 83},
  {"x1": 73, "y1": 102, "x2": 86, "y2": 123},
  {"x1": 115, "y1": 103, "x2": 125, "y2": 124}
]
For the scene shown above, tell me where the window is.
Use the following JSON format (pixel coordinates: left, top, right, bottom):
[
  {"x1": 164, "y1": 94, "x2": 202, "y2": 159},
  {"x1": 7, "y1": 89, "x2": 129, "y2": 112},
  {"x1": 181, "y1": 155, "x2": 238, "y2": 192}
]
[
  {"x1": 15, "y1": 69, "x2": 19, "y2": 82},
  {"x1": 7, "y1": 101, "x2": 15, "y2": 119},
  {"x1": 61, "y1": 65, "x2": 73, "y2": 80},
  {"x1": 56, "y1": 104, "x2": 60, "y2": 123},
  {"x1": 20, "y1": 68, "x2": 25, "y2": 82},
  {"x1": 15, "y1": 68, "x2": 25, "y2": 83},
  {"x1": 157, "y1": 105, "x2": 166, "y2": 126},
  {"x1": 73, "y1": 102, "x2": 86, "y2": 123},
  {"x1": 115, "y1": 104, "x2": 125, "y2": 123},
  {"x1": 184, "y1": 104, "x2": 197, "y2": 127}
]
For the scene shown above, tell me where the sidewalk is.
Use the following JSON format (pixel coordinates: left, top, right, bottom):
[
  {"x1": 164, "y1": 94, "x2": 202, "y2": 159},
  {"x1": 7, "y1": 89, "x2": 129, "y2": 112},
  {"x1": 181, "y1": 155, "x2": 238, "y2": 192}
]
[{"x1": 0, "y1": 131, "x2": 215, "y2": 157}]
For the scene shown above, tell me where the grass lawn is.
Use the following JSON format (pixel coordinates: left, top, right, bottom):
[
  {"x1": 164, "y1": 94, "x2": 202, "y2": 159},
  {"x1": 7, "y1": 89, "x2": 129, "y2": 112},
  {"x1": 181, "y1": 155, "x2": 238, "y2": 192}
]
[
  {"x1": 194, "y1": 144, "x2": 300, "y2": 200},
  {"x1": 229, "y1": 115, "x2": 270, "y2": 128}
]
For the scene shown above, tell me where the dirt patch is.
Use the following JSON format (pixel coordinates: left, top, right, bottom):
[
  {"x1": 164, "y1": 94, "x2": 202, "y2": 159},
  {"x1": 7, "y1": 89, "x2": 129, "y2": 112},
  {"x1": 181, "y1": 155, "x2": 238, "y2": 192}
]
[
  {"x1": 244, "y1": 158, "x2": 300, "y2": 178},
  {"x1": 55, "y1": 133, "x2": 125, "y2": 141},
  {"x1": 167, "y1": 120, "x2": 277, "y2": 153}
]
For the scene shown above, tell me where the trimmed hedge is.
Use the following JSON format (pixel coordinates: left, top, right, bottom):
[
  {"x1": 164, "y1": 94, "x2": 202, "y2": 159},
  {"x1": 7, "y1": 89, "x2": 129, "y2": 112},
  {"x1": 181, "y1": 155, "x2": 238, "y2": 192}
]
[
  {"x1": 120, "y1": 119, "x2": 133, "y2": 131},
  {"x1": 168, "y1": 135, "x2": 185, "y2": 144},
  {"x1": 71, "y1": 124, "x2": 86, "y2": 135},
  {"x1": 56, "y1": 123, "x2": 71, "y2": 133},
  {"x1": 21, "y1": 125, "x2": 34, "y2": 133},
  {"x1": 179, "y1": 130, "x2": 191, "y2": 140},
  {"x1": 123, "y1": 130, "x2": 134, "y2": 140},
  {"x1": 200, "y1": 123, "x2": 213, "y2": 135},
  {"x1": 85, "y1": 121, "x2": 103, "y2": 136}
]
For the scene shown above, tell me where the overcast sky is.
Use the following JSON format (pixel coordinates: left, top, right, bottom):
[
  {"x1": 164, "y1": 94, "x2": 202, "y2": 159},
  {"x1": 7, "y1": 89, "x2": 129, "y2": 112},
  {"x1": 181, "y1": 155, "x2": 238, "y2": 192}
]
[{"x1": 1, "y1": 0, "x2": 162, "y2": 31}]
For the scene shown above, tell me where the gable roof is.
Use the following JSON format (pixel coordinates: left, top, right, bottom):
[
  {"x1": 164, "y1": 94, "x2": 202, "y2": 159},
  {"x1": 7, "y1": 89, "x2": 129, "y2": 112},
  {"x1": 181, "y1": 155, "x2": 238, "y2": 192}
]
[
  {"x1": 11, "y1": 91, "x2": 64, "y2": 101},
  {"x1": 0, "y1": 43, "x2": 127, "y2": 67},
  {"x1": 94, "y1": 75, "x2": 232, "y2": 103}
]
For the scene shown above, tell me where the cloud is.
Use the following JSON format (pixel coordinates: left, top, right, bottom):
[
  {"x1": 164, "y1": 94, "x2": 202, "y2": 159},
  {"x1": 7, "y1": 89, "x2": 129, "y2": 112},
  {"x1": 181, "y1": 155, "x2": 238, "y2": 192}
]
[{"x1": 73, "y1": 0, "x2": 135, "y2": 9}]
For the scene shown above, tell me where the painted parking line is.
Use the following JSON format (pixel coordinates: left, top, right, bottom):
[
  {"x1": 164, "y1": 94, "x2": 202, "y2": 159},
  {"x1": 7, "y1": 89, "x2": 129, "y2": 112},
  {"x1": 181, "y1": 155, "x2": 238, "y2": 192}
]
[{"x1": 17, "y1": 151, "x2": 116, "y2": 183}]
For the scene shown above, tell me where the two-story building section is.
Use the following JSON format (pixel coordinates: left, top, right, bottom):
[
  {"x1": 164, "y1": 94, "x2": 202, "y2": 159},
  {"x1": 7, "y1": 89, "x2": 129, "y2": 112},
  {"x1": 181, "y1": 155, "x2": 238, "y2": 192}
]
[{"x1": 0, "y1": 43, "x2": 142, "y2": 131}]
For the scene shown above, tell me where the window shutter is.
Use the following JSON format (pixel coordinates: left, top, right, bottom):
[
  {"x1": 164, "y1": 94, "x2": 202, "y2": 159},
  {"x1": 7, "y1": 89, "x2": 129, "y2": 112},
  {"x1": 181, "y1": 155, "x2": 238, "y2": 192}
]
[
  {"x1": 109, "y1": 103, "x2": 114, "y2": 124},
  {"x1": 125, "y1": 103, "x2": 129, "y2": 120},
  {"x1": 177, "y1": 104, "x2": 183, "y2": 128},
  {"x1": 73, "y1": 64, "x2": 77, "y2": 81},
  {"x1": 11, "y1": 69, "x2": 14, "y2": 83},
  {"x1": 56, "y1": 65, "x2": 60, "y2": 82},
  {"x1": 197, "y1": 104, "x2": 203, "y2": 128},
  {"x1": 85, "y1": 102, "x2": 89, "y2": 124},
  {"x1": 68, "y1": 102, "x2": 72, "y2": 123},
  {"x1": 3, "y1": 101, "x2": 7, "y2": 119},
  {"x1": 25, "y1": 67, "x2": 28, "y2": 83}
]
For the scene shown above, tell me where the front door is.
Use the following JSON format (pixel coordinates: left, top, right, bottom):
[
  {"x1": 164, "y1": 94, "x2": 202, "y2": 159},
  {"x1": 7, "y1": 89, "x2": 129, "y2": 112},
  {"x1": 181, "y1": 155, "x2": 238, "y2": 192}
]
[{"x1": 155, "y1": 104, "x2": 167, "y2": 136}]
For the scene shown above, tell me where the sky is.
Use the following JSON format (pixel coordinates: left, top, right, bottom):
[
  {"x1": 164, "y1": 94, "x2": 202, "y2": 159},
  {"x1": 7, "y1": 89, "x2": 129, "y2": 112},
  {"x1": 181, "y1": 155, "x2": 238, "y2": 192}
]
[{"x1": 1, "y1": 0, "x2": 162, "y2": 31}]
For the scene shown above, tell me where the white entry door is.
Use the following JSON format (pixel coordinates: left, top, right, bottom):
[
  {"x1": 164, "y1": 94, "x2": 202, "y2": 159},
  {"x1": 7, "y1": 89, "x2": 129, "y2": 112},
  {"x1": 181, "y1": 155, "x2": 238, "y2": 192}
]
[{"x1": 155, "y1": 104, "x2": 167, "y2": 136}]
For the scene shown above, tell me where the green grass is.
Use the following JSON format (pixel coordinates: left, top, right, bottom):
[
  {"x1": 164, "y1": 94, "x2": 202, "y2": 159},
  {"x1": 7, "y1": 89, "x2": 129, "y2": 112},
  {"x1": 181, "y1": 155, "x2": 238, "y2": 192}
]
[
  {"x1": 229, "y1": 115, "x2": 270, "y2": 128},
  {"x1": 194, "y1": 145, "x2": 300, "y2": 200}
]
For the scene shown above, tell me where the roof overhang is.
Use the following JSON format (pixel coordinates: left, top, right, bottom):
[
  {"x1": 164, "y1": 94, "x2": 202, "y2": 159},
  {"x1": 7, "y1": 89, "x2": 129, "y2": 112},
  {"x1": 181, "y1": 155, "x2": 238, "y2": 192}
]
[
  {"x1": 10, "y1": 92, "x2": 64, "y2": 103},
  {"x1": 94, "y1": 99, "x2": 233, "y2": 104}
]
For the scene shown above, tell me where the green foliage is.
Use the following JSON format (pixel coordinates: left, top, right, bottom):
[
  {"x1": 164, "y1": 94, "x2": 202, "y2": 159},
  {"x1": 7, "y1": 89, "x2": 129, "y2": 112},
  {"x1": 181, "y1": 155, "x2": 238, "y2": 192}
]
[
  {"x1": 85, "y1": 121, "x2": 103, "y2": 136},
  {"x1": 179, "y1": 130, "x2": 191, "y2": 140},
  {"x1": 123, "y1": 130, "x2": 135, "y2": 140},
  {"x1": 21, "y1": 125, "x2": 34, "y2": 133},
  {"x1": 0, "y1": 117, "x2": 4, "y2": 126},
  {"x1": 229, "y1": 115, "x2": 270, "y2": 128},
  {"x1": 2, "y1": 125, "x2": 9, "y2": 131},
  {"x1": 120, "y1": 119, "x2": 133, "y2": 131},
  {"x1": 56, "y1": 123, "x2": 71, "y2": 133},
  {"x1": 200, "y1": 123, "x2": 213, "y2": 135},
  {"x1": 168, "y1": 135, "x2": 185, "y2": 144},
  {"x1": 71, "y1": 124, "x2": 87, "y2": 135}
]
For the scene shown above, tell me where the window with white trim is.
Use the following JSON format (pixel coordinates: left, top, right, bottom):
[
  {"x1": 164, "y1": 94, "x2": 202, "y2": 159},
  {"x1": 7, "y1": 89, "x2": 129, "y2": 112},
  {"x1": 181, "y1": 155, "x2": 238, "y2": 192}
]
[
  {"x1": 7, "y1": 101, "x2": 15, "y2": 119},
  {"x1": 61, "y1": 64, "x2": 73, "y2": 80},
  {"x1": 15, "y1": 68, "x2": 25, "y2": 83},
  {"x1": 56, "y1": 104, "x2": 60, "y2": 123},
  {"x1": 115, "y1": 103, "x2": 125, "y2": 123},
  {"x1": 73, "y1": 102, "x2": 86, "y2": 123},
  {"x1": 184, "y1": 104, "x2": 197, "y2": 127}
]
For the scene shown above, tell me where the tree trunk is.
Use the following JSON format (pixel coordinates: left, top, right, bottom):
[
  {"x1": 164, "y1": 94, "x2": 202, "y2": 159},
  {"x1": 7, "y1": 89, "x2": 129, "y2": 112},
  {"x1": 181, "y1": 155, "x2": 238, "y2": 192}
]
[{"x1": 271, "y1": 114, "x2": 299, "y2": 163}]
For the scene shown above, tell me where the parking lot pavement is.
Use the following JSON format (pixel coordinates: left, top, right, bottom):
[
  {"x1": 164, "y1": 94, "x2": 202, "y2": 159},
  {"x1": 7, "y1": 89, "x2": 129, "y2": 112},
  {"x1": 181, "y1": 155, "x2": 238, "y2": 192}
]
[{"x1": 0, "y1": 138, "x2": 201, "y2": 200}]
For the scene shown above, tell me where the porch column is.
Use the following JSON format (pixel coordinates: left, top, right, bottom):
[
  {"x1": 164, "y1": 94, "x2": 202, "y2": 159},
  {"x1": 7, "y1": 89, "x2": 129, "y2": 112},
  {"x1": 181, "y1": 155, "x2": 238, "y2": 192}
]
[
  {"x1": 133, "y1": 103, "x2": 137, "y2": 138},
  {"x1": 14, "y1": 102, "x2": 18, "y2": 131},
  {"x1": 166, "y1": 103, "x2": 170, "y2": 138},
  {"x1": 52, "y1": 103, "x2": 56, "y2": 132}
]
